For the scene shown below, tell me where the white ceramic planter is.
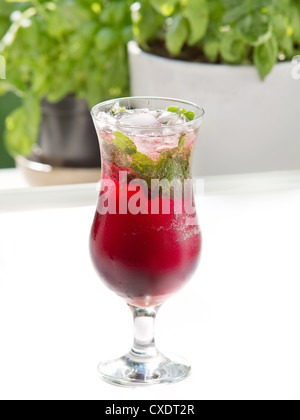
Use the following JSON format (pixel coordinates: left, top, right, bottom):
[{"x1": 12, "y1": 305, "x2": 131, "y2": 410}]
[{"x1": 128, "y1": 41, "x2": 300, "y2": 176}]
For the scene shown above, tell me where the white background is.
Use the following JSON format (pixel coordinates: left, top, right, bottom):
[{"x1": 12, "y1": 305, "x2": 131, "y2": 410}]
[{"x1": 0, "y1": 172, "x2": 300, "y2": 400}]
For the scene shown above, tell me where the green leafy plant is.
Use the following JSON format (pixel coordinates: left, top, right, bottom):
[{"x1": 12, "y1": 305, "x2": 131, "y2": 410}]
[
  {"x1": 0, "y1": 0, "x2": 133, "y2": 156},
  {"x1": 132, "y1": 0, "x2": 300, "y2": 79}
]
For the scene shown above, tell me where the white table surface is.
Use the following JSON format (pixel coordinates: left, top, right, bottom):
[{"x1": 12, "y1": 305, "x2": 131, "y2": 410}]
[{"x1": 0, "y1": 169, "x2": 300, "y2": 400}]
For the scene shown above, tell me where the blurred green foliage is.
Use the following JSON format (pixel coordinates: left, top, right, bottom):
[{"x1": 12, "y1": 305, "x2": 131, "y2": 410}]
[
  {"x1": 0, "y1": 93, "x2": 20, "y2": 168},
  {"x1": 133, "y1": 0, "x2": 300, "y2": 79},
  {"x1": 0, "y1": 0, "x2": 133, "y2": 157}
]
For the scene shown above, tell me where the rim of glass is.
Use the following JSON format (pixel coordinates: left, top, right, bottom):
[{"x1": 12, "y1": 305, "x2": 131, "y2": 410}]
[{"x1": 91, "y1": 96, "x2": 205, "y2": 130}]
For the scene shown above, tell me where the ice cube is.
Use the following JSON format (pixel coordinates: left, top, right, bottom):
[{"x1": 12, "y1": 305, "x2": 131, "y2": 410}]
[
  {"x1": 119, "y1": 112, "x2": 159, "y2": 128},
  {"x1": 134, "y1": 108, "x2": 151, "y2": 114},
  {"x1": 95, "y1": 111, "x2": 116, "y2": 125},
  {"x1": 157, "y1": 111, "x2": 186, "y2": 126}
]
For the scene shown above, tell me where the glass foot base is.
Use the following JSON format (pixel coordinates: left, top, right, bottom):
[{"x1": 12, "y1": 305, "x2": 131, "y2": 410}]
[{"x1": 98, "y1": 351, "x2": 191, "y2": 387}]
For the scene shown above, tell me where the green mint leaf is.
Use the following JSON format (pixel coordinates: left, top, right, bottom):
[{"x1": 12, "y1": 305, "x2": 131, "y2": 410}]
[
  {"x1": 113, "y1": 131, "x2": 137, "y2": 155},
  {"x1": 156, "y1": 149, "x2": 178, "y2": 182},
  {"x1": 156, "y1": 147, "x2": 192, "y2": 183},
  {"x1": 178, "y1": 134, "x2": 186, "y2": 150},
  {"x1": 220, "y1": 30, "x2": 247, "y2": 63},
  {"x1": 203, "y1": 37, "x2": 220, "y2": 62},
  {"x1": 254, "y1": 35, "x2": 278, "y2": 79},
  {"x1": 130, "y1": 152, "x2": 155, "y2": 187},
  {"x1": 183, "y1": 111, "x2": 195, "y2": 121},
  {"x1": 149, "y1": 0, "x2": 180, "y2": 17},
  {"x1": 108, "y1": 129, "x2": 193, "y2": 186},
  {"x1": 166, "y1": 14, "x2": 189, "y2": 56},
  {"x1": 222, "y1": 2, "x2": 251, "y2": 24},
  {"x1": 236, "y1": 12, "x2": 272, "y2": 47},
  {"x1": 95, "y1": 27, "x2": 119, "y2": 53},
  {"x1": 132, "y1": 1, "x2": 165, "y2": 48},
  {"x1": 101, "y1": 139, "x2": 130, "y2": 168},
  {"x1": 222, "y1": 0, "x2": 272, "y2": 25},
  {"x1": 167, "y1": 106, "x2": 181, "y2": 114},
  {"x1": 167, "y1": 107, "x2": 195, "y2": 121},
  {"x1": 183, "y1": 0, "x2": 209, "y2": 45},
  {"x1": 132, "y1": 151, "x2": 155, "y2": 167}
]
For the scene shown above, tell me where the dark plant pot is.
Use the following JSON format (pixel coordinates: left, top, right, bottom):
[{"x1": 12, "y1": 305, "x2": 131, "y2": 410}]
[{"x1": 30, "y1": 95, "x2": 101, "y2": 168}]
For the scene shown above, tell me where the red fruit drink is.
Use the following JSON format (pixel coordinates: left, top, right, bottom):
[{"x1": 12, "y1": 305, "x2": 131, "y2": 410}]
[{"x1": 90, "y1": 102, "x2": 202, "y2": 308}]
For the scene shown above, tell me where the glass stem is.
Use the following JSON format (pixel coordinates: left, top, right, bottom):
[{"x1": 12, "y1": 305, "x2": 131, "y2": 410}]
[{"x1": 129, "y1": 305, "x2": 160, "y2": 359}]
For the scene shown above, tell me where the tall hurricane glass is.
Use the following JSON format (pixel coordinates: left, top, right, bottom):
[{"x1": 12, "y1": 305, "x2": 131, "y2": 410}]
[{"x1": 90, "y1": 97, "x2": 205, "y2": 386}]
